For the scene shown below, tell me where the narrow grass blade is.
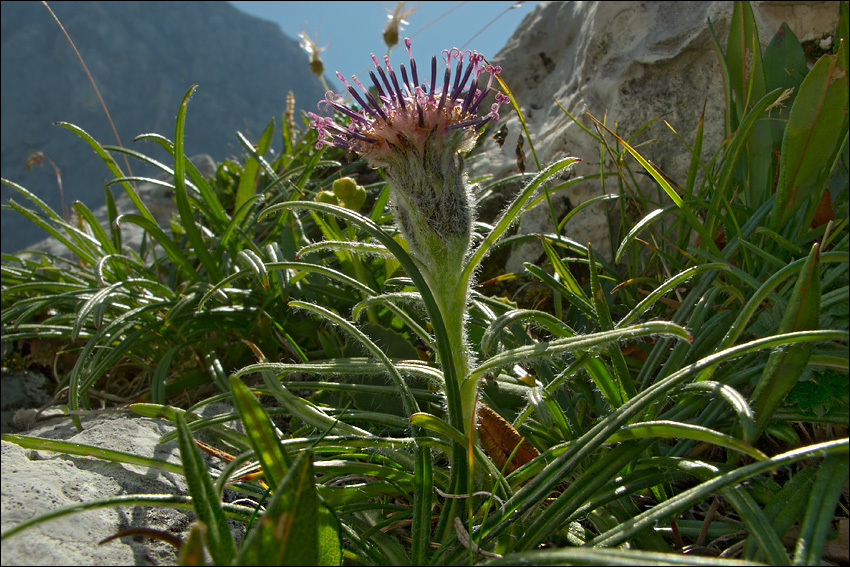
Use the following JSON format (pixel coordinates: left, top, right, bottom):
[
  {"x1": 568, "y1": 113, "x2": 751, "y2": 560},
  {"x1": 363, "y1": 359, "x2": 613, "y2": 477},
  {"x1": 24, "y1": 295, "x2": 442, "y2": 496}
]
[
  {"x1": 751, "y1": 242, "x2": 821, "y2": 435},
  {"x1": 470, "y1": 321, "x2": 692, "y2": 383},
  {"x1": 55, "y1": 122, "x2": 156, "y2": 224},
  {"x1": 174, "y1": 412, "x2": 237, "y2": 565},
  {"x1": 463, "y1": 156, "x2": 581, "y2": 286},
  {"x1": 1, "y1": 433, "x2": 184, "y2": 475},
  {"x1": 604, "y1": 421, "x2": 767, "y2": 461},
  {"x1": 115, "y1": 213, "x2": 200, "y2": 281},
  {"x1": 229, "y1": 375, "x2": 291, "y2": 490},
  {"x1": 588, "y1": 439, "x2": 848, "y2": 549},
  {"x1": 172, "y1": 85, "x2": 222, "y2": 283},
  {"x1": 793, "y1": 453, "x2": 850, "y2": 565}
]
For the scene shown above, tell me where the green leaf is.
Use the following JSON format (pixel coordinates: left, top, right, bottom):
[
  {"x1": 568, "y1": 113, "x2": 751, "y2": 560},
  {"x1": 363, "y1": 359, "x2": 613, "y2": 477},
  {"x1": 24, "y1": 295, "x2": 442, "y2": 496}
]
[
  {"x1": 772, "y1": 41, "x2": 849, "y2": 228},
  {"x1": 588, "y1": 243, "x2": 634, "y2": 405},
  {"x1": 229, "y1": 375, "x2": 291, "y2": 490},
  {"x1": 604, "y1": 421, "x2": 768, "y2": 461},
  {"x1": 751, "y1": 242, "x2": 822, "y2": 435},
  {"x1": 236, "y1": 450, "x2": 335, "y2": 566},
  {"x1": 793, "y1": 453, "x2": 850, "y2": 565},
  {"x1": 727, "y1": 1, "x2": 766, "y2": 121},
  {"x1": 55, "y1": 122, "x2": 157, "y2": 224},
  {"x1": 175, "y1": 412, "x2": 237, "y2": 566},
  {"x1": 172, "y1": 85, "x2": 222, "y2": 283}
]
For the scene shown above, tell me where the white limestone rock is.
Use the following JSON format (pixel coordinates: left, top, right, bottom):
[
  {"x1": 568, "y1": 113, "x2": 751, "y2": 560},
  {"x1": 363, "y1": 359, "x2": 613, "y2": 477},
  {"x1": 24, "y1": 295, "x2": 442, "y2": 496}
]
[
  {"x1": 471, "y1": 1, "x2": 841, "y2": 272},
  {"x1": 1, "y1": 405, "x2": 243, "y2": 566}
]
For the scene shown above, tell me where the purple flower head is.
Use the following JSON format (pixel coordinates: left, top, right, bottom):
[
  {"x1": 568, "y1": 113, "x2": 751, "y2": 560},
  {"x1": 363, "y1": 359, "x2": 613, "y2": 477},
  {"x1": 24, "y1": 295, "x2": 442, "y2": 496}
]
[{"x1": 308, "y1": 38, "x2": 507, "y2": 167}]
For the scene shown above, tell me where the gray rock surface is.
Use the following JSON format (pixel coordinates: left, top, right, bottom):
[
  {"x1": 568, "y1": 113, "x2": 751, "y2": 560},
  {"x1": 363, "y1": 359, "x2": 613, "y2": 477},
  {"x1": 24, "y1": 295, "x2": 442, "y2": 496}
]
[
  {"x1": 470, "y1": 1, "x2": 841, "y2": 271},
  {"x1": 1, "y1": 405, "x2": 244, "y2": 566},
  {"x1": 1, "y1": 1, "x2": 326, "y2": 254}
]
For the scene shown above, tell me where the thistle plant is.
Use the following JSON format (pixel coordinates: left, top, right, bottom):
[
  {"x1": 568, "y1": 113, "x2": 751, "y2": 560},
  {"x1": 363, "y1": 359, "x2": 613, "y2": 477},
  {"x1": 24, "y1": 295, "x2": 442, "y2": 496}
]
[{"x1": 309, "y1": 38, "x2": 511, "y2": 438}]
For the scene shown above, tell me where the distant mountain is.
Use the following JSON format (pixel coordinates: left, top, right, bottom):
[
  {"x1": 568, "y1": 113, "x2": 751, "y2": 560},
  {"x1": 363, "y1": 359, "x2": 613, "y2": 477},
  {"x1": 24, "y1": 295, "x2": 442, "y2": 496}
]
[{"x1": 1, "y1": 1, "x2": 327, "y2": 253}]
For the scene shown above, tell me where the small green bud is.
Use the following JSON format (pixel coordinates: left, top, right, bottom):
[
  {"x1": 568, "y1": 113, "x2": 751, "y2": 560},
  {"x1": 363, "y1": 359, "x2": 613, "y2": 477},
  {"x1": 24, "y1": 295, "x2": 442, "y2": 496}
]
[
  {"x1": 333, "y1": 177, "x2": 366, "y2": 211},
  {"x1": 347, "y1": 186, "x2": 367, "y2": 212},
  {"x1": 314, "y1": 190, "x2": 339, "y2": 205},
  {"x1": 332, "y1": 177, "x2": 359, "y2": 200}
]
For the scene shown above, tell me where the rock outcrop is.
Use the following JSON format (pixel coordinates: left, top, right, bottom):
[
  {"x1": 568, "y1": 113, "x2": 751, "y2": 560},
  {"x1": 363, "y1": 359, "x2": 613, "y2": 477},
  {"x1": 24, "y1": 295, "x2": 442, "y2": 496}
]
[
  {"x1": 1, "y1": 404, "x2": 244, "y2": 565},
  {"x1": 471, "y1": 1, "x2": 841, "y2": 272},
  {"x1": 1, "y1": 1, "x2": 326, "y2": 254}
]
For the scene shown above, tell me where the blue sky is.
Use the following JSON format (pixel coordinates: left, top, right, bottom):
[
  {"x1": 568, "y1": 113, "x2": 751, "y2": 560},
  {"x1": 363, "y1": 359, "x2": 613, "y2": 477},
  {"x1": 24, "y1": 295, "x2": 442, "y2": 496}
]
[{"x1": 228, "y1": 1, "x2": 538, "y2": 92}]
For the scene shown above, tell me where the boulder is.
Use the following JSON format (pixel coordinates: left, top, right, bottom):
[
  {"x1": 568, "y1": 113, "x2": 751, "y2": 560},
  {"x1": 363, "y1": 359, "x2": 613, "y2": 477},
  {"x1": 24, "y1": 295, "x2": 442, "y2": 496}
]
[
  {"x1": 1, "y1": 404, "x2": 244, "y2": 566},
  {"x1": 470, "y1": 1, "x2": 841, "y2": 272}
]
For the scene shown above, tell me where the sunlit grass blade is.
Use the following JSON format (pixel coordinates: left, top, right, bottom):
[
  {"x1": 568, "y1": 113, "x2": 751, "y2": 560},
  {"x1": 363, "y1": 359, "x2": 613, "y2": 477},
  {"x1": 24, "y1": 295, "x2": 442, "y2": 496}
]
[
  {"x1": 288, "y1": 300, "x2": 420, "y2": 419},
  {"x1": 0, "y1": 493, "x2": 255, "y2": 541},
  {"x1": 229, "y1": 375, "x2": 291, "y2": 490},
  {"x1": 615, "y1": 206, "x2": 670, "y2": 265},
  {"x1": 617, "y1": 262, "x2": 731, "y2": 328},
  {"x1": 115, "y1": 213, "x2": 200, "y2": 281},
  {"x1": 470, "y1": 330, "x2": 847, "y2": 552},
  {"x1": 1, "y1": 433, "x2": 184, "y2": 475},
  {"x1": 682, "y1": 381, "x2": 757, "y2": 443},
  {"x1": 471, "y1": 321, "x2": 692, "y2": 383},
  {"x1": 174, "y1": 411, "x2": 237, "y2": 565},
  {"x1": 172, "y1": 85, "x2": 222, "y2": 283},
  {"x1": 485, "y1": 546, "x2": 764, "y2": 566},
  {"x1": 603, "y1": 421, "x2": 767, "y2": 461},
  {"x1": 463, "y1": 156, "x2": 581, "y2": 286},
  {"x1": 55, "y1": 122, "x2": 156, "y2": 224}
]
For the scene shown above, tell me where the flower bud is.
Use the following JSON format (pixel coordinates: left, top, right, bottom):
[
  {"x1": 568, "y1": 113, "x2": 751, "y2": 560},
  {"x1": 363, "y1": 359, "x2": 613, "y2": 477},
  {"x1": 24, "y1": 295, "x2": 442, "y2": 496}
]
[{"x1": 314, "y1": 190, "x2": 339, "y2": 205}]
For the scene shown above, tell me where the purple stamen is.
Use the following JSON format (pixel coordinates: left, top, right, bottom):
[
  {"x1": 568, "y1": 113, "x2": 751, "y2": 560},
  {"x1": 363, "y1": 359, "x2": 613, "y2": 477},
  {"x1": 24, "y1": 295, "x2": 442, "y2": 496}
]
[
  {"x1": 400, "y1": 64, "x2": 412, "y2": 94},
  {"x1": 452, "y1": 58, "x2": 477, "y2": 100},
  {"x1": 369, "y1": 71, "x2": 387, "y2": 99},
  {"x1": 438, "y1": 67, "x2": 451, "y2": 109},
  {"x1": 467, "y1": 87, "x2": 489, "y2": 114},
  {"x1": 345, "y1": 129, "x2": 378, "y2": 144},
  {"x1": 410, "y1": 57, "x2": 419, "y2": 90},
  {"x1": 372, "y1": 55, "x2": 396, "y2": 103},
  {"x1": 330, "y1": 99, "x2": 370, "y2": 123},
  {"x1": 450, "y1": 58, "x2": 464, "y2": 102},
  {"x1": 428, "y1": 56, "x2": 437, "y2": 101},
  {"x1": 387, "y1": 65, "x2": 407, "y2": 110},
  {"x1": 450, "y1": 116, "x2": 491, "y2": 130},
  {"x1": 346, "y1": 86, "x2": 380, "y2": 120},
  {"x1": 460, "y1": 79, "x2": 478, "y2": 115},
  {"x1": 364, "y1": 91, "x2": 388, "y2": 121}
]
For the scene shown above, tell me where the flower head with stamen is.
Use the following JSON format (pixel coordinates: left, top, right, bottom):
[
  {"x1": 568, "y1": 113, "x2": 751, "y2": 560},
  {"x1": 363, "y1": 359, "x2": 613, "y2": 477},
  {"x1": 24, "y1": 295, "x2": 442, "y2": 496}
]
[
  {"x1": 308, "y1": 38, "x2": 507, "y2": 270},
  {"x1": 309, "y1": 38, "x2": 507, "y2": 168}
]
